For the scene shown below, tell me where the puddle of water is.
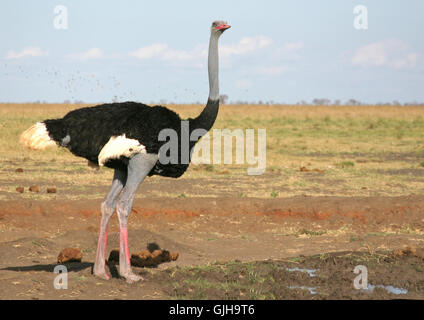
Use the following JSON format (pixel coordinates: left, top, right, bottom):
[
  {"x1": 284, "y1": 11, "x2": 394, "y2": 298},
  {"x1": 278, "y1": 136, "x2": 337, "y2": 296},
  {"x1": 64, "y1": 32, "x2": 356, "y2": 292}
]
[
  {"x1": 285, "y1": 266, "x2": 407, "y2": 296},
  {"x1": 363, "y1": 284, "x2": 408, "y2": 295},
  {"x1": 286, "y1": 267, "x2": 318, "y2": 277},
  {"x1": 288, "y1": 285, "x2": 318, "y2": 295}
]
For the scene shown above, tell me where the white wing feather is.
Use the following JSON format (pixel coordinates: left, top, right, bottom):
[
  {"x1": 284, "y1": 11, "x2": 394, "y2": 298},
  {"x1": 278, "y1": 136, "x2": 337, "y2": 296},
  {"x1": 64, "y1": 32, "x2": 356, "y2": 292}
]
[{"x1": 98, "y1": 134, "x2": 146, "y2": 166}]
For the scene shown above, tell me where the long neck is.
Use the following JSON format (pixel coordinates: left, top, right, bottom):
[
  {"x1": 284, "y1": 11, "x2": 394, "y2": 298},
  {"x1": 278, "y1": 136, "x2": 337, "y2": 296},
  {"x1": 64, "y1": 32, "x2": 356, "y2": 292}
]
[{"x1": 190, "y1": 33, "x2": 220, "y2": 132}]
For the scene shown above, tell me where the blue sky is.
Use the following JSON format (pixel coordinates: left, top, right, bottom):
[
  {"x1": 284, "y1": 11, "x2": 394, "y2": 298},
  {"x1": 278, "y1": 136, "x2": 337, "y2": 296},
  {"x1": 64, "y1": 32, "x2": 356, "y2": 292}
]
[{"x1": 0, "y1": 0, "x2": 423, "y2": 104}]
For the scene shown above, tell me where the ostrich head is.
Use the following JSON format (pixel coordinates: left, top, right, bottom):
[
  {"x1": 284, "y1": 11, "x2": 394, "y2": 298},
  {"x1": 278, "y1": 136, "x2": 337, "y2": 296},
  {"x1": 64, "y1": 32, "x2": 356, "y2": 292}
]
[{"x1": 211, "y1": 20, "x2": 231, "y2": 35}]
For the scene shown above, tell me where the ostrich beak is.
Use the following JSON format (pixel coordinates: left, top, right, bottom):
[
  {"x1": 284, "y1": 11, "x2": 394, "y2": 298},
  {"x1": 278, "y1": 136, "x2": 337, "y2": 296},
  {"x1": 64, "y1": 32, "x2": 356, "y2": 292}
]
[{"x1": 216, "y1": 24, "x2": 231, "y2": 30}]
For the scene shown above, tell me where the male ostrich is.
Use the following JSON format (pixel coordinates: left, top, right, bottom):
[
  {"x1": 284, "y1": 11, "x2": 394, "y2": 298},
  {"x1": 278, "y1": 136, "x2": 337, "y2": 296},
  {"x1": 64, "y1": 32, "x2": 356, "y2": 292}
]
[{"x1": 20, "y1": 21, "x2": 230, "y2": 282}]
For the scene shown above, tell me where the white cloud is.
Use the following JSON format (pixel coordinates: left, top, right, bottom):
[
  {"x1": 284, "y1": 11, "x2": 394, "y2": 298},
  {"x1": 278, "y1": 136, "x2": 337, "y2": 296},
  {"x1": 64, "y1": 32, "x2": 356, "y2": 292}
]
[
  {"x1": 281, "y1": 41, "x2": 304, "y2": 52},
  {"x1": 255, "y1": 66, "x2": 287, "y2": 75},
  {"x1": 220, "y1": 36, "x2": 273, "y2": 58},
  {"x1": 352, "y1": 39, "x2": 419, "y2": 69},
  {"x1": 130, "y1": 43, "x2": 199, "y2": 61},
  {"x1": 131, "y1": 44, "x2": 169, "y2": 59},
  {"x1": 274, "y1": 41, "x2": 304, "y2": 61},
  {"x1": 66, "y1": 48, "x2": 104, "y2": 61},
  {"x1": 5, "y1": 47, "x2": 48, "y2": 59},
  {"x1": 130, "y1": 36, "x2": 273, "y2": 64}
]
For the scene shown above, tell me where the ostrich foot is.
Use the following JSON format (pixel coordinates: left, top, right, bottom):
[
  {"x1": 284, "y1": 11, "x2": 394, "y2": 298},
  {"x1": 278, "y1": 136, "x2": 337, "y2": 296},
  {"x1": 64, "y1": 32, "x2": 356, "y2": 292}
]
[
  {"x1": 93, "y1": 270, "x2": 111, "y2": 280},
  {"x1": 120, "y1": 270, "x2": 144, "y2": 283}
]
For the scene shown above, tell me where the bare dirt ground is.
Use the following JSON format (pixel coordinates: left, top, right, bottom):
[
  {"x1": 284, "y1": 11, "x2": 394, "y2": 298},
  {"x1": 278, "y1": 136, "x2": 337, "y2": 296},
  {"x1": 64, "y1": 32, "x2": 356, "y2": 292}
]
[
  {"x1": 1, "y1": 104, "x2": 424, "y2": 299},
  {"x1": 0, "y1": 178, "x2": 423, "y2": 299}
]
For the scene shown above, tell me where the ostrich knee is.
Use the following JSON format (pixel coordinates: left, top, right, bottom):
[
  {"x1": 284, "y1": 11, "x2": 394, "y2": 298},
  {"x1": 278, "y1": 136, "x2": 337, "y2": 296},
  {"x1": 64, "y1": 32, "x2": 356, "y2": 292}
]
[
  {"x1": 116, "y1": 199, "x2": 131, "y2": 228},
  {"x1": 116, "y1": 199, "x2": 132, "y2": 271},
  {"x1": 100, "y1": 200, "x2": 115, "y2": 226}
]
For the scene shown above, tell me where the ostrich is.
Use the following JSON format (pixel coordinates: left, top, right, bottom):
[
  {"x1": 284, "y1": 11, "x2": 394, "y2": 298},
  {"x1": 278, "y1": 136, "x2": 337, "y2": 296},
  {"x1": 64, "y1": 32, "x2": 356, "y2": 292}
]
[{"x1": 20, "y1": 20, "x2": 230, "y2": 282}]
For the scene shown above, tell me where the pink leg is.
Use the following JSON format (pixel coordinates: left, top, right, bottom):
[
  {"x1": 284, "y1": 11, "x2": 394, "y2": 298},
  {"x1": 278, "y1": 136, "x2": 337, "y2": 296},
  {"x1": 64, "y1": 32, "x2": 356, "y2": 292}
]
[
  {"x1": 115, "y1": 153, "x2": 158, "y2": 283},
  {"x1": 117, "y1": 223, "x2": 142, "y2": 283},
  {"x1": 94, "y1": 222, "x2": 110, "y2": 279},
  {"x1": 93, "y1": 202, "x2": 114, "y2": 279},
  {"x1": 93, "y1": 169, "x2": 127, "y2": 280},
  {"x1": 120, "y1": 228, "x2": 130, "y2": 266}
]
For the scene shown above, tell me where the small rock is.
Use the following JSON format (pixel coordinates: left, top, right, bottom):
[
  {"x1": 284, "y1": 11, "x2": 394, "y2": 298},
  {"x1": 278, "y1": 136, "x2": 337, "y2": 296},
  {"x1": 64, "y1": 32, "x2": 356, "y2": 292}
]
[
  {"x1": 29, "y1": 185, "x2": 39, "y2": 193},
  {"x1": 170, "y1": 252, "x2": 179, "y2": 261},
  {"x1": 15, "y1": 168, "x2": 24, "y2": 173},
  {"x1": 47, "y1": 187, "x2": 57, "y2": 194},
  {"x1": 16, "y1": 187, "x2": 24, "y2": 193},
  {"x1": 57, "y1": 248, "x2": 82, "y2": 263}
]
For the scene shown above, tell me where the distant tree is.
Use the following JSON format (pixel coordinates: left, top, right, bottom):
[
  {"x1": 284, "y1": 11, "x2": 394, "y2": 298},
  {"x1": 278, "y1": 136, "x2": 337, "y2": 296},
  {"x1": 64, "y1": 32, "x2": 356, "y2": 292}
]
[
  {"x1": 346, "y1": 99, "x2": 361, "y2": 106},
  {"x1": 333, "y1": 99, "x2": 341, "y2": 106},
  {"x1": 312, "y1": 98, "x2": 331, "y2": 105},
  {"x1": 219, "y1": 94, "x2": 229, "y2": 104}
]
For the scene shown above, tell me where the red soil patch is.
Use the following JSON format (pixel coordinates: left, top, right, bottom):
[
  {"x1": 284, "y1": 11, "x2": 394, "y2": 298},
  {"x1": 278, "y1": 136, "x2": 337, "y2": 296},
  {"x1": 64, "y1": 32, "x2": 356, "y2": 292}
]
[
  {"x1": 79, "y1": 209, "x2": 100, "y2": 218},
  {"x1": 0, "y1": 195, "x2": 423, "y2": 231},
  {"x1": 132, "y1": 208, "x2": 200, "y2": 219}
]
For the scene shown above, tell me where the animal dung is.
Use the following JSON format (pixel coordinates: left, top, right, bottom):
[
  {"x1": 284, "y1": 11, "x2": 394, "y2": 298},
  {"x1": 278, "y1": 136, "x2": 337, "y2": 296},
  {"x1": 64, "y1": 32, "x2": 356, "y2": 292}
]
[
  {"x1": 47, "y1": 187, "x2": 57, "y2": 193},
  {"x1": 29, "y1": 185, "x2": 39, "y2": 193},
  {"x1": 108, "y1": 249, "x2": 120, "y2": 262},
  {"x1": 57, "y1": 248, "x2": 82, "y2": 263},
  {"x1": 300, "y1": 166, "x2": 325, "y2": 173},
  {"x1": 131, "y1": 249, "x2": 179, "y2": 267},
  {"x1": 108, "y1": 248, "x2": 179, "y2": 267},
  {"x1": 15, "y1": 168, "x2": 24, "y2": 173},
  {"x1": 16, "y1": 187, "x2": 24, "y2": 193},
  {"x1": 392, "y1": 246, "x2": 424, "y2": 260}
]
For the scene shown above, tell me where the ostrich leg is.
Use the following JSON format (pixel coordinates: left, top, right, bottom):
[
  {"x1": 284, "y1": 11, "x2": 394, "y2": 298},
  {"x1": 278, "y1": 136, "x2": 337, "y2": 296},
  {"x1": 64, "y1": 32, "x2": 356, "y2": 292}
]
[
  {"x1": 94, "y1": 168, "x2": 127, "y2": 279},
  {"x1": 116, "y1": 153, "x2": 159, "y2": 283}
]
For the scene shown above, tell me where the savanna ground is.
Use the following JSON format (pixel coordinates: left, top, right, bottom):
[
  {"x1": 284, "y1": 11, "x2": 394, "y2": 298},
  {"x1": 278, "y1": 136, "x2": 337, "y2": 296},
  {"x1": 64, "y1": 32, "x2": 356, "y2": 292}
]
[{"x1": 0, "y1": 103, "x2": 424, "y2": 299}]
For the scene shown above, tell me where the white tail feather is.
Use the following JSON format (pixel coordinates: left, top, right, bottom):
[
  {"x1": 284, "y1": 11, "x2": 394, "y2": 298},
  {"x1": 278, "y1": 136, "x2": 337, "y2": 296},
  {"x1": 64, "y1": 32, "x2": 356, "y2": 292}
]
[{"x1": 20, "y1": 122, "x2": 57, "y2": 150}]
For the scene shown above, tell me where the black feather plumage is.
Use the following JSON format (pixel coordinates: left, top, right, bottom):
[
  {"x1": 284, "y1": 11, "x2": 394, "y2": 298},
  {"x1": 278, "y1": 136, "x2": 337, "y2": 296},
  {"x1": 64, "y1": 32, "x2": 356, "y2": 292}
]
[{"x1": 44, "y1": 101, "x2": 217, "y2": 178}]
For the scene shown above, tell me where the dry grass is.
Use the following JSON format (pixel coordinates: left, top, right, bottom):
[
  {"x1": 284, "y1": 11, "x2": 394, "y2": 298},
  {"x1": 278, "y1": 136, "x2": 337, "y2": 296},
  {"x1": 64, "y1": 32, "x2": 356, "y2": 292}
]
[{"x1": 1, "y1": 103, "x2": 424, "y2": 200}]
